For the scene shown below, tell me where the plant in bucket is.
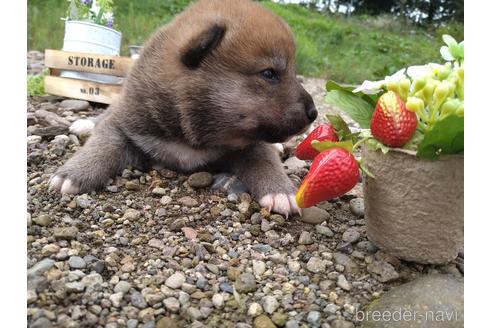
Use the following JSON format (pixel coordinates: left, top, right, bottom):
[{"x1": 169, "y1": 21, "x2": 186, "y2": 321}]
[
  {"x1": 61, "y1": 0, "x2": 122, "y2": 84},
  {"x1": 295, "y1": 35, "x2": 464, "y2": 264}
]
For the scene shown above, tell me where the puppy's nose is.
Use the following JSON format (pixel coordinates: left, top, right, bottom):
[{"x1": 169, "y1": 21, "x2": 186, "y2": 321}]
[{"x1": 306, "y1": 104, "x2": 318, "y2": 122}]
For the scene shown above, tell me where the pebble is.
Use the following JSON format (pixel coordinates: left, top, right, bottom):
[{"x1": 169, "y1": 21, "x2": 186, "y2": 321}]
[
  {"x1": 299, "y1": 207, "x2": 329, "y2": 224},
  {"x1": 109, "y1": 292, "x2": 124, "y2": 307},
  {"x1": 285, "y1": 320, "x2": 299, "y2": 328},
  {"x1": 253, "y1": 314, "x2": 276, "y2": 328},
  {"x1": 156, "y1": 317, "x2": 178, "y2": 328},
  {"x1": 271, "y1": 313, "x2": 288, "y2": 326},
  {"x1": 182, "y1": 227, "x2": 198, "y2": 240},
  {"x1": 306, "y1": 311, "x2": 321, "y2": 327},
  {"x1": 187, "y1": 172, "x2": 213, "y2": 188},
  {"x1": 367, "y1": 260, "x2": 399, "y2": 282},
  {"x1": 262, "y1": 295, "x2": 279, "y2": 314},
  {"x1": 315, "y1": 225, "x2": 334, "y2": 237},
  {"x1": 30, "y1": 317, "x2": 53, "y2": 328},
  {"x1": 53, "y1": 227, "x2": 79, "y2": 240},
  {"x1": 65, "y1": 281, "x2": 85, "y2": 293},
  {"x1": 33, "y1": 214, "x2": 52, "y2": 226},
  {"x1": 68, "y1": 256, "x2": 86, "y2": 269},
  {"x1": 288, "y1": 260, "x2": 301, "y2": 272},
  {"x1": 234, "y1": 273, "x2": 257, "y2": 293},
  {"x1": 186, "y1": 307, "x2": 202, "y2": 320},
  {"x1": 27, "y1": 258, "x2": 55, "y2": 278},
  {"x1": 75, "y1": 194, "x2": 90, "y2": 208},
  {"x1": 160, "y1": 195, "x2": 172, "y2": 205},
  {"x1": 165, "y1": 272, "x2": 186, "y2": 289},
  {"x1": 27, "y1": 135, "x2": 42, "y2": 145},
  {"x1": 114, "y1": 281, "x2": 132, "y2": 294},
  {"x1": 298, "y1": 231, "x2": 313, "y2": 245},
  {"x1": 163, "y1": 297, "x2": 180, "y2": 312},
  {"x1": 27, "y1": 289, "x2": 37, "y2": 304},
  {"x1": 306, "y1": 257, "x2": 326, "y2": 273},
  {"x1": 152, "y1": 187, "x2": 167, "y2": 196},
  {"x1": 333, "y1": 253, "x2": 359, "y2": 274},
  {"x1": 248, "y1": 302, "x2": 263, "y2": 316},
  {"x1": 123, "y1": 209, "x2": 141, "y2": 220},
  {"x1": 212, "y1": 293, "x2": 224, "y2": 308},
  {"x1": 356, "y1": 240, "x2": 378, "y2": 253},
  {"x1": 331, "y1": 319, "x2": 355, "y2": 328},
  {"x1": 337, "y1": 274, "x2": 351, "y2": 291},
  {"x1": 178, "y1": 196, "x2": 199, "y2": 207},
  {"x1": 131, "y1": 292, "x2": 148, "y2": 309},
  {"x1": 59, "y1": 99, "x2": 90, "y2": 111},
  {"x1": 253, "y1": 260, "x2": 266, "y2": 276},
  {"x1": 342, "y1": 228, "x2": 360, "y2": 243},
  {"x1": 349, "y1": 198, "x2": 364, "y2": 217}
]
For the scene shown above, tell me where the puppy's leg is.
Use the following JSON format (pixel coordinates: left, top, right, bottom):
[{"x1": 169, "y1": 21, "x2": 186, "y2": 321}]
[
  {"x1": 49, "y1": 118, "x2": 143, "y2": 194},
  {"x1": 228, "y1": 143, "x2": 300, "y2": 217}
]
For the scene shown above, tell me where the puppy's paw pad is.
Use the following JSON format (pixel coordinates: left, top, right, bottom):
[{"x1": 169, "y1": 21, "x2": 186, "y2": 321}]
[
  {"x1": 69, "y1": 119, "x2": 95, "y2": 136},
  {"x1": 49, "y1": 175, "x2": 80, "y2": 194},
  {"x1": 260, "y1": 193, "x2": 300, "y2": 218}
]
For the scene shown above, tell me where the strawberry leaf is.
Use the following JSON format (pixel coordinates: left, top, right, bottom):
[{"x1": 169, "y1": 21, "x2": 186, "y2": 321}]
[
  {"x1": 326, "y1": 114, "x2": 353, "y2": 141},
  {"x1": 325, "y1": 90, "x2": 374, "y2": 128},
  {"x1": 326, "y1": 80, "x2": 379, "y2": 107},
  {"x1": 417, "y1": 114, "x2": 464, "y2": 160},
  {"x1": 366, "y1": 138, "x2": 390, "y2": 154},
  {"x1": 311, "y1": 140, "x2": 354, "y2": 153}
]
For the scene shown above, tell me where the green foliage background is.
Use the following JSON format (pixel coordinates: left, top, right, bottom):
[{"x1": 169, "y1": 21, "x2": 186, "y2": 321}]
[{"x1": 27, "y1": 0, "x2": 463, "y2": 83}]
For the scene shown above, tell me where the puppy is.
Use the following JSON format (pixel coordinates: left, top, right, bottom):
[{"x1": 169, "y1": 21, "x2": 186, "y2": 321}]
[{"x1": 49, "y1": 0, "x2": 318, "y2": 216}]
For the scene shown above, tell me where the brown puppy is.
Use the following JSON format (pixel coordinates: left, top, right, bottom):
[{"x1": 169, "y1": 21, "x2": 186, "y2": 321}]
[{"x1": 49, "y1": 0, "x2": 317, "y2": 216}]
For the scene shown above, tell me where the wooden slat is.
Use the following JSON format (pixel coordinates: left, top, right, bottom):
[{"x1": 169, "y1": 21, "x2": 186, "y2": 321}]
[
  {"x1": 44, "y1": 76, "x2": 122, "y2": 104},
  {"x1": 44, "y1": 49, "x2": 133, "y2": 77}
]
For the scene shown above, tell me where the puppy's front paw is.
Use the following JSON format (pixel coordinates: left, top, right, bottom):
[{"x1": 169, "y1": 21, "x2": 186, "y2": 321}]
[
  {"x1": 69, "y1": 119, "x2": 95, "y2": 136},
  {"x1": 48, "y1": 174, "x2": 81, "y2": 194},
  {"x1": 259, "y1": 193, "x2": 301, "y2": 218}
]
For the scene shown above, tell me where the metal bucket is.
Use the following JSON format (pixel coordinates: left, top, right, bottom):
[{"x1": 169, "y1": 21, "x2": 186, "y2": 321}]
[{"x1": 61, "y1": 20, "x2": 123, "y2": 84}]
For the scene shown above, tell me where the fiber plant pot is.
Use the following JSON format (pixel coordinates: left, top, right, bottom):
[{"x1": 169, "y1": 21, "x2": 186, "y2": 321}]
[
  {"x1": 362, "y1": 146, "x2": 463, "y2": 264},
  {"x1": 61, "y1": 20, "x2": 122, "y2": 84}
]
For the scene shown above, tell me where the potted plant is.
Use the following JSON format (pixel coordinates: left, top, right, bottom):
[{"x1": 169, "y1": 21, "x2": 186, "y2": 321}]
[
  {"x1": 61, "y1": 0, "x2": 122, "y2": 84},
  {"x1": 295, "y1": 35, "x2": 464, "y2": 264}
]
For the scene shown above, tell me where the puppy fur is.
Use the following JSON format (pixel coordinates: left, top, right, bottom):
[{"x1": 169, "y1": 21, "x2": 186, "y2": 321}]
[{"x1": 50, "y1": 0, "x2": 318, "y2": 216}]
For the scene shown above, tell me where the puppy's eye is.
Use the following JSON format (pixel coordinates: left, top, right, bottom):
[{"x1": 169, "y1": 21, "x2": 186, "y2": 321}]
[{"x1": 260, "y1": 69, "x2": 279, "y2": 82}]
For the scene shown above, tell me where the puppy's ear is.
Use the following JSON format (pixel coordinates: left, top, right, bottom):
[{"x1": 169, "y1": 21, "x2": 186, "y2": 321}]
[{"x1": 181, "y1": 24, "x2": 226, "y2": 69}]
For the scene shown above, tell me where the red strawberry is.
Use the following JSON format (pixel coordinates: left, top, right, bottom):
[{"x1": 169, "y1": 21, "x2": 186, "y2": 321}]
[
  {"x1": 295, "y1": 124, "x2": 338, "y2": 160},
  {"x1": 370, "y1": 91, "x2": 417, "y2": 147},
  {"x1": 296, "y1": 148, "x2": 359, "y2": 208}
]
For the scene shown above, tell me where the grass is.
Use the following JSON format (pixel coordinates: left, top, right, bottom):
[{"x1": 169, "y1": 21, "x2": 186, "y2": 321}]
[{"x1": 27, "y1": 0, "x2": 463, "y2": 84}]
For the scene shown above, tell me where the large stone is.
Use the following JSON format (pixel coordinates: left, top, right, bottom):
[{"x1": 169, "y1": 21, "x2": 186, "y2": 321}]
[
  {"x1": 363, "y1": 147, "x2": 463, "y2": 264},
  {"x1": 254, "y1": 314, "x2": 276, "y2": 328},
  {"x1": 299, "y1": 207, "x2": 330, "y2": 224},
  {"x1": 360, "y1": 274, "x2": 463, "y2": 328},
  {"x1": 59, "y1": 99, "x2": 90, "y2": 111}
]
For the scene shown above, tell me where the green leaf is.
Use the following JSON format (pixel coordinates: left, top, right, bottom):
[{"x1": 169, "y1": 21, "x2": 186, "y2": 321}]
[
  {"x1": 366, "y1": 138, "x2": 390, "y2": 154},
  {"x1": 402, "y1": 130, "x2": 424, "y2": 151},
  {"x1": 325, "y1": 90, "x2": 374, "y2": 129},
  {"x1": 311, "y1": 140, "x2": 354, "y2": 153},
  {"x1": 326, "y1": 80, "x2": 357, "y2": 93},
  {"x1": 326, "y1": 80, "x2": 379, "y2": 107},
  {"x1": 442, "y1": 34, "x2": 458, "y2": 48},
  {"x1": 416, "y1": 115, "x2": 464, "y2": 160},
  {"x1": 326, "y1": 114, "x2": 353, "y2": 141}
]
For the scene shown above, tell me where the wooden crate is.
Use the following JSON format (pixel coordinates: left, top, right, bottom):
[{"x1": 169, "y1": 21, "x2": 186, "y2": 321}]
[{"x1": 44, "y1": 49, "x2": 134, "y2": 104}]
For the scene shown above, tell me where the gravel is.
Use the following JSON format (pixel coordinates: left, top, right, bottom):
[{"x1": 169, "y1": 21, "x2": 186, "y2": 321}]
[{"x1": 26, "y1": 60, "x2": 464, "y2": 327}]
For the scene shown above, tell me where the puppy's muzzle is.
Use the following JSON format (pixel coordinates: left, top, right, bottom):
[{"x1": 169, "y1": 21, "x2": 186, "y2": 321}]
[{"x1": 301, "y1": 88, "x2": 318, "y2": 122}]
